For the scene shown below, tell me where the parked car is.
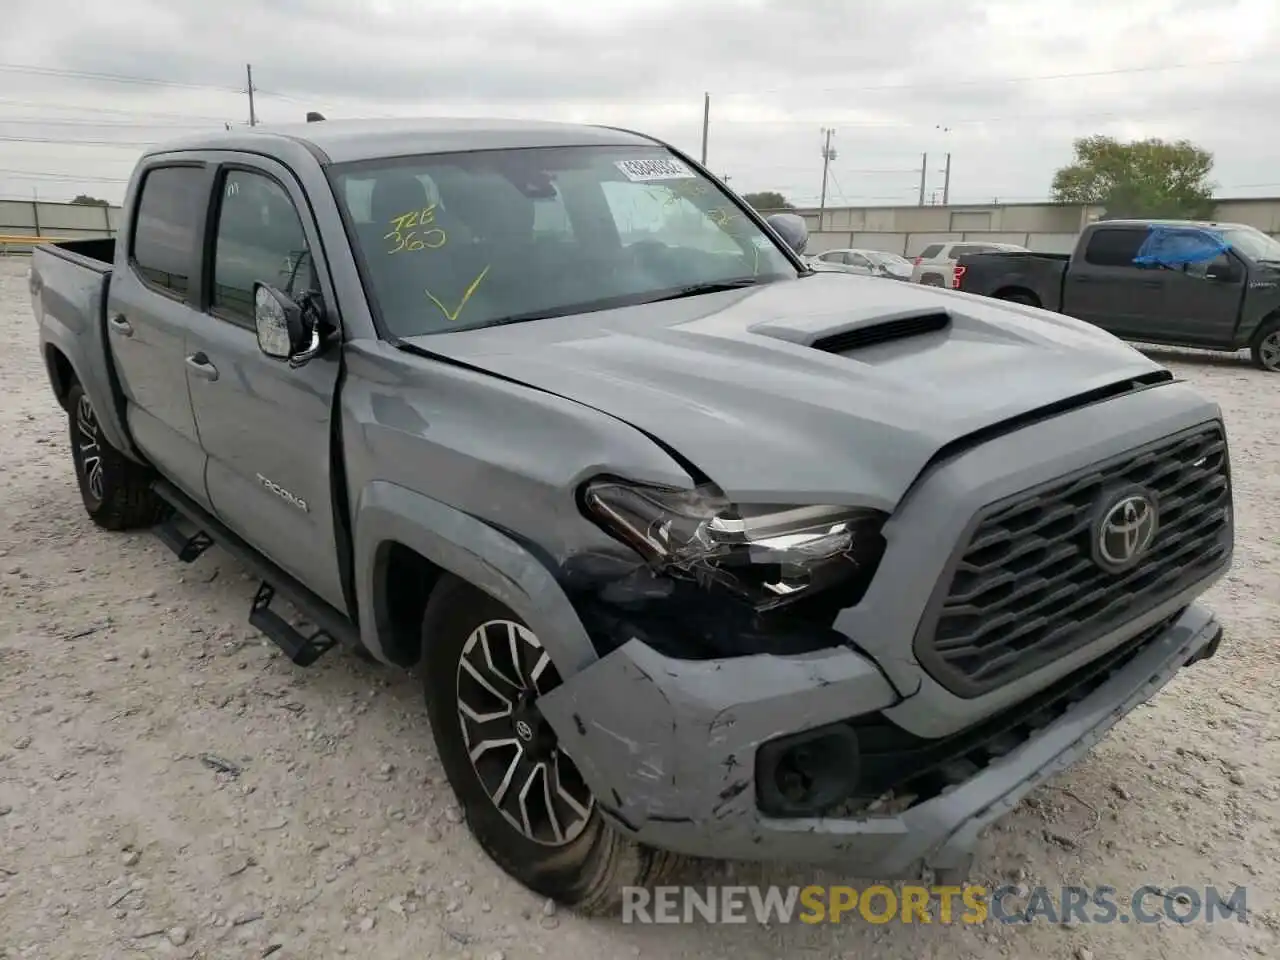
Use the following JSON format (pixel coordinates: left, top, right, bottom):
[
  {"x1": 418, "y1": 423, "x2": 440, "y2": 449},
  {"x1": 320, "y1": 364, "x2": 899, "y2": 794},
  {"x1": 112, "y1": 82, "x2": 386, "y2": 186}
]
[
  {"x1": 911, "y1": 240, "x2": 1028, "y2": 288},
  {"x1": 954, "y1": 219, "x2": 1280, "y2": 371},
  {"x1": 29, "y1": 118, "x2": 1231, "y2": 913},
  {"x1": 811, "y1": 247, "x2": 912, "y2": 280}
]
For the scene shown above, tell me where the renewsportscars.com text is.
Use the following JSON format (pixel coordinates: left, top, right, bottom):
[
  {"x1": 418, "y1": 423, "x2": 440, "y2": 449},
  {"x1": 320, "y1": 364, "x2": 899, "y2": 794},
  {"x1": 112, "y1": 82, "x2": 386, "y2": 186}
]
[{"x1": 621, "y1": 884, "x2": 1247, "y2": 925}]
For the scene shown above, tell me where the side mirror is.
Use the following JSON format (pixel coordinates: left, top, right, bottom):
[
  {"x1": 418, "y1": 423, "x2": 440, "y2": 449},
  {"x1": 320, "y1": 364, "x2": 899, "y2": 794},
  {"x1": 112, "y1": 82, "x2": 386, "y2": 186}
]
[
  {"x1": 254, "y1": 282, "x2": 322, "y2": 368},
  {"x1": 765, "y1": 213, "x2": 809, "y2": 256},
  {"x1": 1205, "y1": 260, "x2": 1240, "y2": 283}
]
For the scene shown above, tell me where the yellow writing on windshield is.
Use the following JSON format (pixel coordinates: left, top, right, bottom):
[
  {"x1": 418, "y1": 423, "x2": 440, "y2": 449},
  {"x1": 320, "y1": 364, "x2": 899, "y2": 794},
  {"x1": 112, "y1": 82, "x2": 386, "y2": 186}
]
[
  {"x1": 425, "y1": 266, "x2": 491, "y2": 324},
  {"x1": 385, "y1": 205, "x2": 447, "y2": 255},
  {"x1": 660, "y1": 179, "x2": 709, "y2": 208}
]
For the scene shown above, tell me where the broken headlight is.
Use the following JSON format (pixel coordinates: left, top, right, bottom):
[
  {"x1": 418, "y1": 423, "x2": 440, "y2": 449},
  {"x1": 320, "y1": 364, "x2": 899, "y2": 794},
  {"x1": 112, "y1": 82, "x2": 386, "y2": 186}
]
[{"x1": 580, "y1": 479, "x2": 887, "y2": 610}]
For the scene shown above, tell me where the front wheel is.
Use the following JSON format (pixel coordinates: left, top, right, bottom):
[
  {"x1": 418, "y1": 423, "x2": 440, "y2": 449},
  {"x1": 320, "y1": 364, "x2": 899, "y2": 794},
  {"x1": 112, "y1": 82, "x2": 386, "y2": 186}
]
[
  {"x1": 66, "y1": 382, "x2": 170, "y2": 530},
  {"x1": 421, "y1": 577, "x2": 678, "y2": 914},
  {"x1": 1251, "y1": 318, "x2": 1280, "y2": 372}
]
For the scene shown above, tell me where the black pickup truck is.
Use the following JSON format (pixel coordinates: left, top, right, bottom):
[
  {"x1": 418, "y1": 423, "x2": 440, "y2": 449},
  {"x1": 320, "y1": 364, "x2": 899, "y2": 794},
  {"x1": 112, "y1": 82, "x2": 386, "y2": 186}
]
[{"x1": 955, "y1": 219, "x2": 1280, "y2": 371}]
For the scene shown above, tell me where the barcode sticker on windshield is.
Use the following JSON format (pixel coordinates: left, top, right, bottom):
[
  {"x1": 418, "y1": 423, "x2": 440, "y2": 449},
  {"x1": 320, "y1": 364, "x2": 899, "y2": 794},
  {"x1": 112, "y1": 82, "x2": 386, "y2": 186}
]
[{"x1": 615, "y1": 158, "x2": 696, "y2": 182}]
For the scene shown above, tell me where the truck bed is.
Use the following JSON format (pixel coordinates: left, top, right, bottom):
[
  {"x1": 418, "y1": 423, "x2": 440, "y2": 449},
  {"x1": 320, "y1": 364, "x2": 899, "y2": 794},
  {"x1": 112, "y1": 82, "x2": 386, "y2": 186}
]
[
  {"x1": 28, "y1": 236, "x2": 133, "y2": 454},
  {"x1": 956, "y1": 250, "x2": 1069, "y2": 310}
]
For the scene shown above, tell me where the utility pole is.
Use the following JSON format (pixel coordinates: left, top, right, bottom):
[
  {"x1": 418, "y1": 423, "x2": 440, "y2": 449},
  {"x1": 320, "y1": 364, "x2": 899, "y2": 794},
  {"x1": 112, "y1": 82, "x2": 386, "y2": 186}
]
[
  {"x1": 700, "y1": 93, "x2": 710, "y2": 166},
  {"x1": 246, "y1": 64, "x2": 257, "y2": 127},
  {"x1": 819, "y1": 127, "x2": 836, "y2": 226},
  {"x1": 942, "y1": 152, "x2": 952, "y2": 205},
  {"x1": 917, "y1": 152, "x2": 928, "y2": 206}
]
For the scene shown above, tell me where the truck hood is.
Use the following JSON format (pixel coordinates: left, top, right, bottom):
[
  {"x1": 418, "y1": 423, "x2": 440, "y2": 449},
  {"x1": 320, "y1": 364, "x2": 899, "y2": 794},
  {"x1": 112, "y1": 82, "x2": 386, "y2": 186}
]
[{"x1": 401, "y1": 274, "x2": 1165, "y2": 508}]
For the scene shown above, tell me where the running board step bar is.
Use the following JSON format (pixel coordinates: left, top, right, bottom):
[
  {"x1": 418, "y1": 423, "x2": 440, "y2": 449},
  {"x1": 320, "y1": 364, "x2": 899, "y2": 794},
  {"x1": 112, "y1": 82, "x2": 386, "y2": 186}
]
[
  {"x1": 153, "y1": 517, "x2": 215, "y2": 563},
  {"x1": 248, "y1": 582, "x2": 337, "y2": 667}
]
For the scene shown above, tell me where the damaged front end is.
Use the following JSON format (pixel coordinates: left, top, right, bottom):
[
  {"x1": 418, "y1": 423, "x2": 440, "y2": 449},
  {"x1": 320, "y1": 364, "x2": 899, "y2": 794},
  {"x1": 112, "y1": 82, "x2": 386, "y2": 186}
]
[{"x1": 572, "y1": 477, "x2": 888, "y2": 659}]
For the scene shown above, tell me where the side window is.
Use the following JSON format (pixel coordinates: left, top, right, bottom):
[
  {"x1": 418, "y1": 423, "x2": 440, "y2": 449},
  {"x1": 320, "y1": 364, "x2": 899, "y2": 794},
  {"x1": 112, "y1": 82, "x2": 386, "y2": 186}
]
[
  {"x1": 131, "y1": 166, "x2": 206, "y2": 298},
  {"x1": 849, "y1": 253, "x2": 872, "y2": 268},
  {"x1": 1083, "y1": 229, "x2": 1146, "y2": 268},
  {"x1": 1185, "y1": 251, "x2": 1231, "y2": 280},
  {"x1": 212, "y1": 170, "x2": 315, "y2": 323},
  {"x1": 918, "y1": 244, "x2": 944, "y2": 259},
  {"x1": 819, "y1": 251, "x2": 844, "y2": 262}
]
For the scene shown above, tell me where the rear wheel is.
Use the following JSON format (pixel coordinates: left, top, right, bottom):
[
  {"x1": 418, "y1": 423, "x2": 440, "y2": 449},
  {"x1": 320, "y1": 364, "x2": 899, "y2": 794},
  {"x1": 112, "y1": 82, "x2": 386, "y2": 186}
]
[
  {"x1": 421, "y1": 577, "x2": 679, "y2": 914},
  {"x1": 1250, "y1": 317, "x2": 1280, "y2": 372},
  {"x1": 921, "y1": 274, "x2": 946, "y2": 287},
  {"x1": 66, "y1": 382, "x2": 169, "y2": 530}
]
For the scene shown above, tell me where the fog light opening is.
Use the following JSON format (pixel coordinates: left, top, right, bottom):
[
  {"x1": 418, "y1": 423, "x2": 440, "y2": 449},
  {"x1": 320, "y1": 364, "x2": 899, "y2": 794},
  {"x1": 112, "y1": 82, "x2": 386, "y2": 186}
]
[{"x1": 756, "y1": 725, "x2": 860, "y2": 817}]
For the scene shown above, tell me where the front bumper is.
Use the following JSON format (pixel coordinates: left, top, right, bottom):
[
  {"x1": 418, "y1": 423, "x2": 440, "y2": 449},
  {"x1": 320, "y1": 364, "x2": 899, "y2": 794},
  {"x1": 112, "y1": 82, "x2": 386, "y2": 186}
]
[{"x1": 537, "y1": 602, "x2": 1222, "y2": 875}]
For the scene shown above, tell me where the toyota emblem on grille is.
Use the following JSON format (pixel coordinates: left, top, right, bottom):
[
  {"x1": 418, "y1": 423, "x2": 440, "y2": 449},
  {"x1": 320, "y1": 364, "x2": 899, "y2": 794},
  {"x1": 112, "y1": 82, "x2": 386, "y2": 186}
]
[{"x1": 1092, "y1": 489, "x2": 1159, "y2": 573}]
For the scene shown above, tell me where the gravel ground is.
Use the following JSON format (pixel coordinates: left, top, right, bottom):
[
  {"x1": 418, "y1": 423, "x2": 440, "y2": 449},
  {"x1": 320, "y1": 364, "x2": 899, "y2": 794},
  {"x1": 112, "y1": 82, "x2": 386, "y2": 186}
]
[{"x1": 2, "y1": 255, "x2": 1278, "y2": 959}]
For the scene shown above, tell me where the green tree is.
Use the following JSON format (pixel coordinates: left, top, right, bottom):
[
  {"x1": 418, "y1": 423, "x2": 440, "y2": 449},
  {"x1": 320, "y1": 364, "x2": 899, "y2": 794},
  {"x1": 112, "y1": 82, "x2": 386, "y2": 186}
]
[
  {"x1": 1051, "y1": 136, "x2": 1215, "y2": 220},
  {"x1": 741, "y1": 191, "x2": 793, "y2": 211},
  {"x1": 70, "y1": 194, "x2": 110, "y2": 206}
]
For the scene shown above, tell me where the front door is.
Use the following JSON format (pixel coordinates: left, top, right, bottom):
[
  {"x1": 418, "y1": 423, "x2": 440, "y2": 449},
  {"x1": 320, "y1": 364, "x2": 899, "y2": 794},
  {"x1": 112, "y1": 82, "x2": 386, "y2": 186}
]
[
  {"x1": 184, "y1": 159, "x2": 347, "y2": 613},
  {"x1": 1160, "y1": 251, "x2": 1246, "y2": 346},
  {"x1": 106, "y1": 162, "x2": 212, "y2": 509}
]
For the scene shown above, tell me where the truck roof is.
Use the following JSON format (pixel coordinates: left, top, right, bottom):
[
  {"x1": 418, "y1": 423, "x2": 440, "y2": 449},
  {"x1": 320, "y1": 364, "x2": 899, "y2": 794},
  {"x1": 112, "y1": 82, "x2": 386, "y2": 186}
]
[
  {"x1": 144, "y1": 117, "x2": 661, "y2": 165},
  {"x1": 1092, "y1": 218, "x2": 1253, "y2": 232}
]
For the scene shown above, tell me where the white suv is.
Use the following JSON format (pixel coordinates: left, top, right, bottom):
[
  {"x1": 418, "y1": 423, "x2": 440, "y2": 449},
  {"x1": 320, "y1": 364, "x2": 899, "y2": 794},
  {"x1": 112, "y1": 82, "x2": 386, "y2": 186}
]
[{"x1": 910, "y1": 241, "x2": 1027, "y2": 288}]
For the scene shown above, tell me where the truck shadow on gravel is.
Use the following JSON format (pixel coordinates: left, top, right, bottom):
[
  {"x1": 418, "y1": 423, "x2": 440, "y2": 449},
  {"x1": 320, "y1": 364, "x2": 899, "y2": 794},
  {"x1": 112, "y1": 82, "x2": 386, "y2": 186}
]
[{"x1": 1134, "y1": 344, "x2": 1253, "y2": 369}]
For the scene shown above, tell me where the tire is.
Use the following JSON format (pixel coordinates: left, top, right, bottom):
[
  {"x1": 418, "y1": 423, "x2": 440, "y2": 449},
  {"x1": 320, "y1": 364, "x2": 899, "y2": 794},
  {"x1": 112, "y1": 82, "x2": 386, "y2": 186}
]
[
  {"x1": 921, "y1": 275, "x2": 946, "y2": 287},
  {"x1": 1250, "y1": 317, "x2": 1280, "y2": 372},
  {"x1": 421, "y1": 577, "x2": 679, "y2": 914},
  {"x1": 66, "y1": 381, "x2": 170, "y2": 530}
]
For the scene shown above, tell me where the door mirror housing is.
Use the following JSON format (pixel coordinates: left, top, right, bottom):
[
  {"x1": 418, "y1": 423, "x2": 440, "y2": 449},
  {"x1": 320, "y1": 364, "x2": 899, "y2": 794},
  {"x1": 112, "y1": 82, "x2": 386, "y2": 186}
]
[
  {"x1": 1205, "y1": 258, "x2": 1241, "y2": 283},
  {"x1": 765, "y1": 213, "x2": 809, "y2": 256},
  {"x1": 254, "y1": 282, "x2": 323, "y2": 368}
]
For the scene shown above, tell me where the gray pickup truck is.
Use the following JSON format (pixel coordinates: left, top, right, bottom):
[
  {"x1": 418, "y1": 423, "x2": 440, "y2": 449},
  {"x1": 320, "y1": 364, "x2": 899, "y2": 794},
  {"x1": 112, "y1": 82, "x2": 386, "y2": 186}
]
[
  {"x1": 956, "y1": 218, "x2": 1280, "y2": 371},
  {"x1": 29, "y1": 118, "x2": 1232, "y2": 912}
]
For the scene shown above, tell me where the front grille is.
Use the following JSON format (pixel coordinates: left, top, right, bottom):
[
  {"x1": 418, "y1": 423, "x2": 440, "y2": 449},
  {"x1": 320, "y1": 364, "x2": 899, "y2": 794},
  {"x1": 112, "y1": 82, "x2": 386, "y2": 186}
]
[{"x1": 915, "y1": 423, "x2": 1230, "y2": 697}]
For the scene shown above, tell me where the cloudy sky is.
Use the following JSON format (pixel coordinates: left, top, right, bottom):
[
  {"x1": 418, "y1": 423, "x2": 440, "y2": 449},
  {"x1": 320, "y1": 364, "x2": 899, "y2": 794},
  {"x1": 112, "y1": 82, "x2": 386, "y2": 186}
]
[{"x1": 2, "y1": 0, "x2": 1278, "y2": 210}]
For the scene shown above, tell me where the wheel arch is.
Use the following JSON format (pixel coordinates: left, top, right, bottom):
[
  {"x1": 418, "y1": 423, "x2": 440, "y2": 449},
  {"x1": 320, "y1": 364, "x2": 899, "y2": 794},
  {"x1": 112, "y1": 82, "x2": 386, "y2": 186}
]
[
  {"x1": 994, "y1": 286, "x2": 1041, "y2": 307},
  {"x1": 356, "y1": 480, "x2": 599, "y2": 677}
]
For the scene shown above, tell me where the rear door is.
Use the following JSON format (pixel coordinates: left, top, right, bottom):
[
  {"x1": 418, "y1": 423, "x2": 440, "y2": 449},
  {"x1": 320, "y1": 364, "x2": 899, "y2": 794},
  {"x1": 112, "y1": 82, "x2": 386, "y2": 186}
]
[
  {"x1": 184, "y1": 157, "x2": 348, "y2": 613},
  {"x1": 1061, "y1": 227, "x2": 1166, "y2": 336},
  {"x1": 106, "y1": 161, "x2": 213, "y2": 509}
]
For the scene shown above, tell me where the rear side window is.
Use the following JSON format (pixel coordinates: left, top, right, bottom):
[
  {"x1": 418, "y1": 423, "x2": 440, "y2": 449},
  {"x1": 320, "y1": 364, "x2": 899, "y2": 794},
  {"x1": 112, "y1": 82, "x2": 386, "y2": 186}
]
[
  {"x1": 1083, "y1": 229, "x2": 1146, "y2": 267},
  {"x1": 918, "y1": 244, "x2": 943, "y2": 259},
  {"x1": 131, "y1": 166, "x2": 205, "y2": 298}
]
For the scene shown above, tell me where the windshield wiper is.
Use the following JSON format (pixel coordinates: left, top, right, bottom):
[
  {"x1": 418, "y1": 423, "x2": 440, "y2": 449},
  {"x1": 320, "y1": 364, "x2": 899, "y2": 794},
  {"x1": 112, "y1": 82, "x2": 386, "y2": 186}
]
[{"x1": 645, "y1": 277, "x2": 771, "y2": 304}]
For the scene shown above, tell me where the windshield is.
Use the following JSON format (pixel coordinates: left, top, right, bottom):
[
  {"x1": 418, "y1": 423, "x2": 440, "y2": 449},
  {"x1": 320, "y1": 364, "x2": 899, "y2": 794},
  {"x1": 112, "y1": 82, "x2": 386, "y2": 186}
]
[
  {"x1": 1222, "y1": 226, "x2": 1280, "y2": 263},
  {"x1": 329, "y1": 145, "x2": 798, "y2": 336}
]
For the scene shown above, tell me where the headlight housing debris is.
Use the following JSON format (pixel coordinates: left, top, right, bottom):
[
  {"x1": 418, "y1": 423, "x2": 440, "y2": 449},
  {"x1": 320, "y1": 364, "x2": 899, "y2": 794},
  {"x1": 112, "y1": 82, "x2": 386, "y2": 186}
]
[{"x1": 580, "y1": 479, "x2": 887, "y2": 610}]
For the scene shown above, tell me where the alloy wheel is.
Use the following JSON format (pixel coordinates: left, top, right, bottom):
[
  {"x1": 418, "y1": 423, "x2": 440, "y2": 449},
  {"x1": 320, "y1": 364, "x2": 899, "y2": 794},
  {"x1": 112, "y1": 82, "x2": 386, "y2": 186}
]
[
  {"x1": 1260, "y1": 331, "x2": 1280, "y2": 371},
  {"x1": 75, "y1": 393, "x2": 104, "y2": 502},
  {"x1": 455, "y1": 620, "x2": 595, "y2": 846}
]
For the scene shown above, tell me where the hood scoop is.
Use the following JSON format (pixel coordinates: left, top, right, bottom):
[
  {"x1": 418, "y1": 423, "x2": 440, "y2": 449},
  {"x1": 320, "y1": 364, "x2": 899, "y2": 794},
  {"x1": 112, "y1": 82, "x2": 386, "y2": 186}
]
[
  {"x1": 750, "y1": 308, "x2": 952, "y2": 355},
  {"x1": 810, "y1": 310, "x2": 950, "y2": 353}
]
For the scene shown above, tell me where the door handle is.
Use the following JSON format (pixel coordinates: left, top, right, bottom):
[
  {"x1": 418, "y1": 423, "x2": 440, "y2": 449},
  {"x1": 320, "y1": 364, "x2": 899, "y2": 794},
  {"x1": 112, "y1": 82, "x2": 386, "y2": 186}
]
[
  {"x1": 185, "y1": 352, "x2": 219, "y2": 382},
  {"x1": 108, "y1": 314, "x2": 133, "y2": 337}
]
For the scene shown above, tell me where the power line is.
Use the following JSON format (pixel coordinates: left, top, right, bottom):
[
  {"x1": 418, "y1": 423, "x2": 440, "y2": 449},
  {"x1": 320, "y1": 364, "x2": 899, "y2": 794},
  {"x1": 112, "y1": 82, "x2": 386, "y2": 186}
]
[
  {"x1": 713, "y1": 99, "x2": 1267, "y2": 130},
  {"x1": 0, "y1": 95, "x2": 235, "y2": 124},
  {"x1": 738, "y1": 55, "x2": 1265, "y2": 97},
  {"x1": 0, "y1": 116, "x2": 225, "y2": 130},
  {"x1": 0, "y1": 168, "x2": 130, "y2": 183},
  {"x1": 0, "y1": 134, "x2": 156, "y2": 147},
  {"x1": 0, "y1": 61, "x2": 243, "y2": 94}
]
